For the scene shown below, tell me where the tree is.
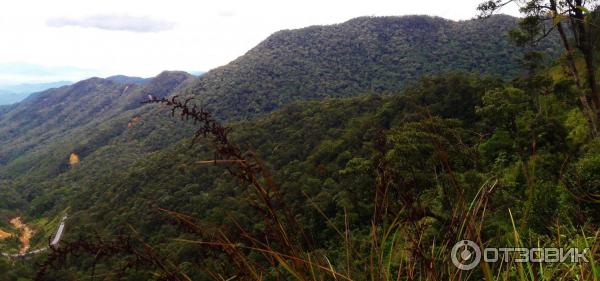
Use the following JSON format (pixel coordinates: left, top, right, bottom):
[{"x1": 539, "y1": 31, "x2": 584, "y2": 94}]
[{"x1": 479, "y1": 0, "x2": 600, "y2": 136}]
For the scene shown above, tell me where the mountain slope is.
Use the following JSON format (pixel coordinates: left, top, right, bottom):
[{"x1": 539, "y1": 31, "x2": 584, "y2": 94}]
[
  {"x1": 0, "y1": 15, "x2": 556, "y2": 215},
  {"x1": 186, "y1": 15, "x2": 558, "y2": 119},
  {"x1": 0, "y1": 90, "x2": 25, "y2": 106},
  {"x1": 0, "y1": 15, "x2": 549, "y2": 181},
  {"x1": 0, "y1": 81, "x2": 72, "y2": 94},
  {"x1": 105, "y1": 75, "x2": 148, "y2": 85},
  {"x1": 0, "y1": 81, "x2": 73, "y2": 105},
  {"x1": 0, "y1": 71, "x2": 194, "y2": 181},
  {"x1": 30, "y1": 71, "x2": 588, "y2": 280}
]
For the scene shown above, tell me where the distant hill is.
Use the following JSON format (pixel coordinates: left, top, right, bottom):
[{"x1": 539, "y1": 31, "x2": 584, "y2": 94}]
[
  {"x1": 0, "y1": 71, "x2": 194, "y2": 181},
  {"x1": 105, "y1": 75, "x2": 149, "y2": 85},
  {"x1": 0, "y1": 81, "x2": 72, "y2": 94},
  {"x1": 0, "y1": 90, "x2": 28, "y2": 105},
  {"x1": 186, "y1": 14, "x2": 559, "y2": 120},
  {"x1": 0, "y1": 81, "x2": 72, "y2": 105},
  {"x1": 0, "y1": 77, "x2": 155, "y2": 105}
]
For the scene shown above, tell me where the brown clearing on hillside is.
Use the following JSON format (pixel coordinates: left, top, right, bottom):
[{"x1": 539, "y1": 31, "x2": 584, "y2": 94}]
[
  {"x1": 127, "y1": 116, "x2": 142, "y2": 128},
  {"x1": 69, "y1": 152, "x2": 80, "y2": 166},
  {"x1": 9, "y1": 217, "x2": 33, "y2": 254},
  {"x1": 0, "y1": 228, "x2": 11, "y2": 239}
]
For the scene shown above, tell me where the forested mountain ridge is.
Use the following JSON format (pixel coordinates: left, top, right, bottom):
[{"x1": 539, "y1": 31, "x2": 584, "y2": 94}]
[
  {"x1": 0, "y1": 81, "x2": 73, "y2": 106},
  {"x1": 23, "y1": 71, "x2": 600, "y2": 280},
  {"x1": 0, "y1": 15, "x2": 552, "y2": 190},
  {"x1": 105, "y1": 75, "x2": 149, "y2": 85},
  {"x1": 0, "y1": 14, "x2": 554, "y2": 237},
  {"x1": 0, "y1": 71, "x2": 194, "y2": 181},
  {"x1": 0, "y1": 11, "x2": 593, "y2": 279},
  {"x1": 186, "y1": 14, "x2": 559, "y2": 120}
]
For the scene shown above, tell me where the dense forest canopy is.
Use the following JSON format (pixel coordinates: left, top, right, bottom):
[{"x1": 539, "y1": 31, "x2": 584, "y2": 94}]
[
  {"x1": 184, "y1": 14, "x2": 560, "y2": 120},
  {"x1": 0, "y1": 4, "x2": 599, "y2": 281}
]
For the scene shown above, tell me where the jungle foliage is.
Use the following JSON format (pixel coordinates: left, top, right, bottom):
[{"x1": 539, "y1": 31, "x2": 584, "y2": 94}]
[{"x1": 0, "y1": 10, "x2": 598, "y2": 281}]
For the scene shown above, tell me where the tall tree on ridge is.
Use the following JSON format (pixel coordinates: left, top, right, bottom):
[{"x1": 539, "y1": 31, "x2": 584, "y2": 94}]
[{"x1": 479, "y1": 0, "x2": 600, "y2": 136}]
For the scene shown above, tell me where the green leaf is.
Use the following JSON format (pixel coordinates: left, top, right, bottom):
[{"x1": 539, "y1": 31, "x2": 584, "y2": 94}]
[{"x1": 576, "y1": 5, "x2": 590, "y2": 14}]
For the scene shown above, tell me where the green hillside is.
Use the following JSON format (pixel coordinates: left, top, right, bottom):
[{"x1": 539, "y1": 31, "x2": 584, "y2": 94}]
[
  {"x1": 186, "y1": 15, "x2": 558, "y2": 120},
  {"x1": 0, "y1": 72, "x2": 192, "y2": 166},
  {"x1": 0, "y1": 15, "x2": 551, "y2": 213},
  {"x1": 24, "y1": 71, "x2": 600, "y2": 280},
  {"x1": 0, "y1": 11, "x2": 598, "y2": 281}
]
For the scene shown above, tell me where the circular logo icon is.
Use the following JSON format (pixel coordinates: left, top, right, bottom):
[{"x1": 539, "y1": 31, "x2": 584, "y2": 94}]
[{"x1": 451, "y1": 240, "x2": 481, "y2": 270}]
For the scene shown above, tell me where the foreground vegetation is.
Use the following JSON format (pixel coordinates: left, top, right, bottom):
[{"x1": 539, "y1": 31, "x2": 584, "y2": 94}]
[{"x1": 28, "y1": 69, "x2": 600, "y2": 279}]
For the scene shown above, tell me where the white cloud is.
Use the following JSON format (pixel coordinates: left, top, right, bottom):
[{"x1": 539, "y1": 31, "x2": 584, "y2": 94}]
[{"x1": 46, "y1": 15, "x2": 175, "y2": 33}]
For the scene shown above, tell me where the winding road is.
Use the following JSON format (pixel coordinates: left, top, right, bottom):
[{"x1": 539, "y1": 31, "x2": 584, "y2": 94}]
[{"x1": 1, "y1": 215, "x2": 67, "y2": 258}]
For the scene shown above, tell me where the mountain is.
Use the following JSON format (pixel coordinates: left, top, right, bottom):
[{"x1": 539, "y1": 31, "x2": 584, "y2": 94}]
[
  {"x1": 184, "y1": 15, "x2": 559, "y2": 120},
  {"x1": 0, "y1": 14, "x2": 578, "y2": 279},
  {"x1": 0, "y1": 81, "x2": 72, "y2": 94},
  {"x1": 0, "y1": 14, "x2": 555, "y2": 227},
  {"x1": 61, "y1": 74, "x2": 502, "y2": 234},
  {"x1": 0, "y1": 71, "x2": 194, "y2": 181},
  {"x1": 0, "y1": 81, "x2": 72, "y2": 105},
  {"x1": 1, "y1": 73, "x2": 501, "y2": 268},
  {"x1": 0, "y1": 76, "x2": 150, "y2": 106},
  {"x1": 105, "y1": 75, "x2": 149, "y2": 85},
  {"x1": 0, "y1": 15, "x2": 549, "y2": 180},
  {"x1": 0, "y1": 71, "x2": 196, "y2": 260},
  {"x1": 14, "y1": 71, "x2": 597, "y2": 280},
  {"x1": 0, "y1": 90, "x2": 27, "y2": 106},
  {"x1": 0, "y1": 14, "x2": 545, "y2": 186}
]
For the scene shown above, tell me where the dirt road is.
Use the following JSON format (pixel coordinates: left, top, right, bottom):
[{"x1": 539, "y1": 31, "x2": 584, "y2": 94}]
[{"x1": 9, "y1": 217, "x2": 33, "y2": 254}]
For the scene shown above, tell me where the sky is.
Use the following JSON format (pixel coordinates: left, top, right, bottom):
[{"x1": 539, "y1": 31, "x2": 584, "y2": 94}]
[{"x1": 0, "y1": 0, "x2": 521, "y2": 85}]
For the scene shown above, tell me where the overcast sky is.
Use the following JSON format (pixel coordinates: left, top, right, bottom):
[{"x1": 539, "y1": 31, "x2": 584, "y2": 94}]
[{"x1": 0, "y1": 0, "x2": 520, "y2": 85}]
